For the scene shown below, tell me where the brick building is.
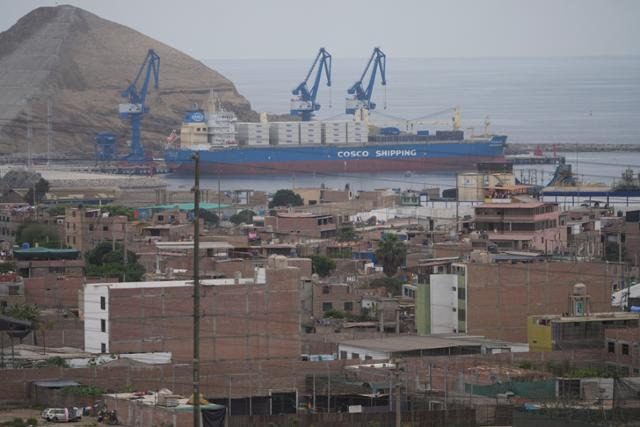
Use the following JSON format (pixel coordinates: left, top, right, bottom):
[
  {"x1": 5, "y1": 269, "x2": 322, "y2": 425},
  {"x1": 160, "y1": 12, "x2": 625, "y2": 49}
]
[
  {"x1": 265, "y1": 212, "x2": 337, "y2": 239},
  {"x1": 82, "y1": 258, "x2": 301, "y2": 361},
  {"x1": 474, "y1": 200, "x2": 566, "y2": 253},
  {"x1": 311, "y1": 282, "x2": 387, "y2": 318},
  {"x1": 64, "y1": 207, "x2": 130, "y2": 252},
  {"x1": 604, "y1": 325, "x2": 640, "y2": 375}
]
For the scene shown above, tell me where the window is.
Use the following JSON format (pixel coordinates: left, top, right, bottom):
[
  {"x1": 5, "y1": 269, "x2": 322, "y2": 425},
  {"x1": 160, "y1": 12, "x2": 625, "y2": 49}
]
[
  {"x1": 340, "y1": 351, "x2": 347, "y2": 359},
  {"x1": 622, "y1": 343, "x2": 630, "y2": 355},
  {"x1": 458, "y1": 287, "x2": 466, "y2": 300},
  {"x1": 351, "y1": 352, "x2": 360, "y2": 359},
  {"x1": 365, "y1": 355, "x2": 372, "y2": 360},
  {"x1": 322, "y1": 286, "x2": 330, "y2": 294},
  {"x1": 103, "y1": 225, "x2": 109, "y2": 231},
  {"x1": 458, "y1": 308, "x2": 466, "y2": 322},
  {"x1": 100, "y1": 319, "x2": 106, "y2": 332},
  {"x1": 344, "y1": 302, "x2": 353, "y2": 312},
  {"x1": 322, "y1": 302, "x2": 333, "y2": 312},
  {"x1": 100, "y1": 343, "x2": 106, "y2": 353},
  {"x1": 89, "y1": 224, "x2": 94, "y2": 231},
  {"x1": 608, "y1": 341, "x2": 616, "y2": 353},
  {"x1": 100, "y1": 296, "x2": 106, "y2": 310}
]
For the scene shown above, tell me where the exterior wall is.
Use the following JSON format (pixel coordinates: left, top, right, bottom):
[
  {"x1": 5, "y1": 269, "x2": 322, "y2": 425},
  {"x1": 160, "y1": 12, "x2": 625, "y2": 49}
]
[
  {"x1": 466, "y1": 261, "x2": 622, "y2": 342},
  {"x1": 16, "y1": 259, "x2": 84, "y2": 278},
  {"x1": 312, "y1": 283, "x2": 386, "y2": 319},
  {"x1": 266, "y1": 214, "x2": 337, "y2": 238},
  {"x1": 64, "y1": 207, "x2": 130, "y2": 252},
  {"x1": 24, "y1": 276, "x2": 84, "y2": 309},
  {"x1": 527, "y1": 317, "x2": 553, "y2": 351},
  {"x1": 85, "y1": 268, "x2": 302, "y2": 361},
  {"x1": 457, "y1": 172, "x2": 516, "y2": 202},
  {"x1": 604, "y1": 326, "x2": 640, "y2": 375},
  {"x1": 430, "y1": 274, "x2": 459, "y2": 334},
  {"x1": 416, "y1": 283, "x2": 429, "y2": 335},
  {"x1": 337, "y1": 344, "x2": 388, "y2": 360}
]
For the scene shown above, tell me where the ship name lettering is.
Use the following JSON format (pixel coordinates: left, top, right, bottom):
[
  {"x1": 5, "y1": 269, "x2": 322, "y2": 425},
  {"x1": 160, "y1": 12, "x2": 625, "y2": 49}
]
[
  {"x1": 375, "y1": 149, "x2": 417, "y2": 157},
  {"x1": 337, "y1": 150, "x2": 370, "y2": 158}
]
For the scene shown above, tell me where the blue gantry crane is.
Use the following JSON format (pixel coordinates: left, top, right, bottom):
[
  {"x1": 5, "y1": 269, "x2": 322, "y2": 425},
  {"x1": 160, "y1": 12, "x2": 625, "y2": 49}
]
[
  {"x1": 345, "y1": 47, "x2": 386, "y2": 115},
  {"x1": 290, "y1": 48, "x2": 332, "y2": 121},
  {"x1": 118, "y1": 49, "x2": 160, "y2": 161}
]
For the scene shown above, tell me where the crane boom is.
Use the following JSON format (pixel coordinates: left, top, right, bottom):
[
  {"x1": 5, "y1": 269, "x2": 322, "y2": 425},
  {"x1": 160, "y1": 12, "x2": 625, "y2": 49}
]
[
  {"x1": 345, "y1": 47, "x2": 386, "y2": 115},
  {"x1": 118, "y1": 49, "x2": 160, "y2": 161},
  {"x1": 290, "y1": 48, "x2": 332, "y2": 121}
]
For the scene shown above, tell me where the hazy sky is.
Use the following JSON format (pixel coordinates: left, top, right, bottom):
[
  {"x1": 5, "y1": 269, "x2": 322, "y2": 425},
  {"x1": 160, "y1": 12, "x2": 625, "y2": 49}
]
[{"x1": 2, "y1": 0, "x2": 639, "y2": 59}]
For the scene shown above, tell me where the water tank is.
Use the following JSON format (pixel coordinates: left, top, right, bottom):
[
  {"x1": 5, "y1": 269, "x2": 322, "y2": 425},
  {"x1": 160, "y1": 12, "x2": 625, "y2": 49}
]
[
  {"x1": 573, "y1": 283, "x2": 587, "y2": 296},
  {"x1": 21, "y1": 242, "x2": 30, "y2": 249}
]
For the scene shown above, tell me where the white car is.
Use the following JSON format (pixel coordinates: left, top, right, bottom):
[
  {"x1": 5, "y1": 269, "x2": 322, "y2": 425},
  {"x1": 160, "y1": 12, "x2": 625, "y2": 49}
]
[{"x1": 41, "y1": 408, "x2": 54, "y2": 420}]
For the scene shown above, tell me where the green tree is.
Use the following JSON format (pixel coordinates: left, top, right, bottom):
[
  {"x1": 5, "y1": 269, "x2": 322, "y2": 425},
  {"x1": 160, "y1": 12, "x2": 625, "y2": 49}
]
[
  {"x1": 269, "y1": 189, "x2": 303, "y2": 208},
  {"x1": 375, "y1": 234, "x2": 407, "y2": 277},
  {"x1": 367, "y1": 277, "x2": 403, "y2": 295},
  {"x1": 24, "y1": 178, "x2": 50, "y2": 205},
  {"x1": 308, "y1": 255, "x2": 336, "y2": 278},
  {"x1": 85, "y1": 241, "x2": 145, "y2": 282},
  {"x1": 16, "y1": 223, "x2": 62, "y2": 248},
  {"x1": 230, "y1": 209, "x2": 256, "y2": 225},
  {"x1": 47, "y1": 205, "x2": 70, "y2": 217},
  {"x1": 0, "y1": 261, "x2": 16, "y2": 273},
  {"x1": 323, "y1": 309, "x2": 345, "y2": 319},
  {"x1": 199, "y1": 210, "x2": 219, "y2": 227},
  {"x1": 336, "y1": 227, "x2": 358, "y2": 242}
]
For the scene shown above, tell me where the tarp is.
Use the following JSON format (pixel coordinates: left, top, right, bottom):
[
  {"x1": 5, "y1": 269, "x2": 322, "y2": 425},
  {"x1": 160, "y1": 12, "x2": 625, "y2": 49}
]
[{"x1": 202, "y1": 408, "x2": 226, "y2": 427}]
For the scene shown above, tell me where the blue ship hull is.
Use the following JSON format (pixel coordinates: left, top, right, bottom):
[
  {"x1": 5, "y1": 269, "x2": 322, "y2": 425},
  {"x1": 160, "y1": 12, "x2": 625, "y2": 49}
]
[{"x1": 165, "y1": 135, "x2": 507, "y2": 175}]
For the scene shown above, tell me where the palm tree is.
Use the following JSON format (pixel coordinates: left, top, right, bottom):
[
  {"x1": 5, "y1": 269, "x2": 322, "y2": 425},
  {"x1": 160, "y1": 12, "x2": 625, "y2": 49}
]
[{"x1": 375, "y1": 234, "x2": 407, "y2": 278}]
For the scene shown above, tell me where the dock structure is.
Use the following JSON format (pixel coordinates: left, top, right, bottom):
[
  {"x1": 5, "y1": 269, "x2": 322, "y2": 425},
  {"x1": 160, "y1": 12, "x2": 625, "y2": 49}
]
[{"x1": 506, "y1": 155, "x2": 565, "y2": 165}]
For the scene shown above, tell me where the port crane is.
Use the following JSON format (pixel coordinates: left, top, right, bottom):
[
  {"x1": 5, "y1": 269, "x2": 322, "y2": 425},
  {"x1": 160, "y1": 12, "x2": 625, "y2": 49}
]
[
  {"x1": 118, "y1": 49, "x2": 160, "y2": 161},
  {"x1": 290, "y1": 48, "x2": 332, "y2": 121},
  {"x1": 345, "y1": 47, "x2": 386, "y2": 115}
]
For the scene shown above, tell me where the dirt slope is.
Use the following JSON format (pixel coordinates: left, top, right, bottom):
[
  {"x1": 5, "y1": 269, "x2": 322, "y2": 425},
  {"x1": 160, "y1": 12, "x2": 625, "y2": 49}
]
[{"x1": 0, "y1": 5, "x2": 257, "y2": 158}]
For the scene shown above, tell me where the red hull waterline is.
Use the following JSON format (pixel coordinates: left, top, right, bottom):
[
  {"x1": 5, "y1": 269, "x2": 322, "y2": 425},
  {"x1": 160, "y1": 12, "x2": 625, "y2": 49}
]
[{"x1": 171, "y1": 156, "x2": 505, "y2": 176}]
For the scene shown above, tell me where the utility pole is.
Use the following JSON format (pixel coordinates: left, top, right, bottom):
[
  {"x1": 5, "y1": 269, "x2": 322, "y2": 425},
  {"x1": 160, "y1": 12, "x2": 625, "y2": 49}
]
[
  {"x1": 192, "y1": 153, "x2": 202, "y2": 427},
  {"x1": 217, "y1": 169, "x2": 222, "y2": 222},
  {"x1": 394, "y1": 362, "x2": 402, "y2": 427},
  {"x1": 47, "y1": 96, "x2": 52, "y2": 167}
]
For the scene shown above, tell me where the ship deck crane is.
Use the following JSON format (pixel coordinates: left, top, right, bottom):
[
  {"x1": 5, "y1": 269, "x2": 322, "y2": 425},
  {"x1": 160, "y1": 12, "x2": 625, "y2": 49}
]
[
  {"x1": 346, "y1": 47, "x2": 386, "y2": 115},
  {"x1": 119, "y1": 49, "x2": 160, "y2": 161},
  {"x1": 290, "y1": 48, "x2": 332, "y2": 121}
]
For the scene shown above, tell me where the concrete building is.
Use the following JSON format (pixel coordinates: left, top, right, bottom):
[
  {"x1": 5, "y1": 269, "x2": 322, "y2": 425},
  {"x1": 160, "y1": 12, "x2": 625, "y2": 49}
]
[
  {"x1": 337, "y1": 335, "x2": 483, "y2": 360},
  {"x1": 82, "y1": 257, "x2": 301, "y2": 361},
  {"x1": 604, "y1": 326, "x2": 640, "y2": 376},
  {"x1": 528, "y1": 312, "x2": 640, "y2": 352},
  {"x1": 416, "y1": 264, "x2": 468, "y2": 335},
  {"x1": 457, "y1": 171, "x2": 518, "y2": 202},
  {"x1": 265, "y1": 212, "x2": 337, "y2": 239},
  {"x1": 64, "y1": 206, "x2": 131, "y2": 252},
  {"x1": 292, "y1": 187, "x2": 353, "y2": 206},
  {"x1": 311, "y1": 282, "x2": 387, "y2": 319},
  {"x1": 474, "y1": 200, "x2": 566, "y2": 253}
]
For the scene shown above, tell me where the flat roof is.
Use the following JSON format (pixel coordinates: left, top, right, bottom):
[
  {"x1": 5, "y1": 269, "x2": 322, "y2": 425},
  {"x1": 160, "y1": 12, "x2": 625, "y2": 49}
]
[
  {"x1": 478, "y1": 202, "x2": 545, "y2": 209},
  {"x1": 532, "y1": 312, "x2": 640, "y2": 323},
  {"x1": 155, "y1": 241, "x2": 233, "y2": 250},
  {"x1": 338, "y1": 335, "x2": 482, "y2": 353},
  {"x1": 143, "y1": 203, "x2": 231, "y2": 211},
  {"x1": 488, "y1": 233, "x2": 534, "y2": 241},
  {"x1": 86, "y1": 275, "x2": 264, "y2": 290}
]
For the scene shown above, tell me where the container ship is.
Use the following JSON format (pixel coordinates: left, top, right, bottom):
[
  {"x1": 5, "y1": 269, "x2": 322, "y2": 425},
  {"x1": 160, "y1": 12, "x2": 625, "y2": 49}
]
[{"x1": 164, "y1": 103, "x2": 507, "y2": 175}]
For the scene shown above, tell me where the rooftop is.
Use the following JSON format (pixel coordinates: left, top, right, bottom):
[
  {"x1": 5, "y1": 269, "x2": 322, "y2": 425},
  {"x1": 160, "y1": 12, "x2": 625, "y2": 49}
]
[
  {"x1": 13, "y1": 247, "x2": 80, "y2": 261},
  {"x1": 85, "y1": 274, "x2": 266, "y2": 290},
  {"x1": 155, "y1": 241, "x2": 233, "y2": 250},
  {"x1": 143, "y1": 203, "x2": 231, "y2": 211},
  {"x1": 531, "y1": 312, "x2": 640, "y2": 323},
  {"x1": 338, "y1": 335, "x2": 483, "y2": 353}
]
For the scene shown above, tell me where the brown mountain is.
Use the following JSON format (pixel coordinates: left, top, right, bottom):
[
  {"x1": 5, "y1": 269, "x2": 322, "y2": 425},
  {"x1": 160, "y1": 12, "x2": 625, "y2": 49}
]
[{"x1": 0, "y1": 5, "x2": 257, "y2": 158}]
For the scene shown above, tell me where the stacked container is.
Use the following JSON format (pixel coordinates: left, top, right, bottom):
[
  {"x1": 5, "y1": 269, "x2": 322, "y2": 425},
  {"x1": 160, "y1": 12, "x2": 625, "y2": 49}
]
[
  {"x1": 322, "y1": 121, "x2": 348, "y2": 145},
  {"x1": 269, "y1": 122, "x2": 299, "y2": 145},
  {"x1": 347, "y1": 122, "x2": 369, "y2": 145},
  {"x1": 236, "y1": 122, "x2": 270, "y2": 146},
  {"x1": 299, "y1": 121, "x2": 323, "y2": 145}
]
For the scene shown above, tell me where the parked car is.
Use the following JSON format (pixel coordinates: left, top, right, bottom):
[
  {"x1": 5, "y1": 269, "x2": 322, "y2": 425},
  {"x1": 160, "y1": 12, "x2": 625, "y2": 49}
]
[
  {"x1": 44, "y1": 407, "x2": 81, "y2": 423},
  {"x1": 41, "y1": 408, "x2": 54, "y2": 420}
]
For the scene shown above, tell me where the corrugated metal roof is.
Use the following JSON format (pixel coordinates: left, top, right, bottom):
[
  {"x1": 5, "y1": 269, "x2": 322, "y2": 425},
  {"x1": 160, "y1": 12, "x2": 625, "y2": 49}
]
[{"x1": 33, "y1": 379, "x2": 80, "y2": 388}]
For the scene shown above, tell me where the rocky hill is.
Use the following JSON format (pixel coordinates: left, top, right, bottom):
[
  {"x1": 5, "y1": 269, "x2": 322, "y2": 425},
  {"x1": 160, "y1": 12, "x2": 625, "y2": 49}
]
[{"x1": 0, "y1": 5, "x2": 257, "y2": 158}]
